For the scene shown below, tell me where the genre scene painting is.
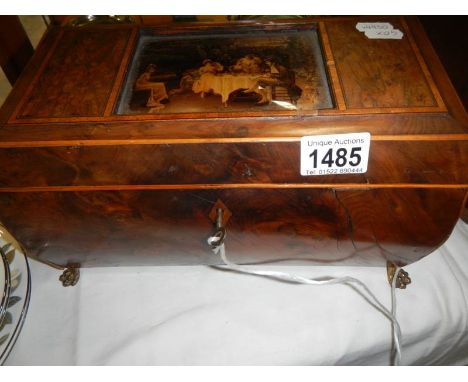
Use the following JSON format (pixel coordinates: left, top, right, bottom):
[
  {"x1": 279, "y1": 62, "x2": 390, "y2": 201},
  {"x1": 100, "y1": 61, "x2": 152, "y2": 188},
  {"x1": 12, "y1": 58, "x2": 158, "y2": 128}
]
[{"x1": 115, "y1": 27, "x2": 333, "y2": 115}]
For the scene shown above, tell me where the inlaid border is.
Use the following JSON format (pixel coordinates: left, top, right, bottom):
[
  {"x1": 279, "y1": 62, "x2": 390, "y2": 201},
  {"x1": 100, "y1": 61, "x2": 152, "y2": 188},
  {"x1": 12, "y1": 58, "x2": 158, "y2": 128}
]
[{"x1": 6, "y1": 18, "x2": 449, "y2": 125}]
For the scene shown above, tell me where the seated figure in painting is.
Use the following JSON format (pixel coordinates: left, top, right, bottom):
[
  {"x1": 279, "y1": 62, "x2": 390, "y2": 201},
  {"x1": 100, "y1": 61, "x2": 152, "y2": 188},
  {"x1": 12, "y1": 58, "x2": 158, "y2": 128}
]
[
  {"x1": 134, "y1": 64, "x2": 176, "y2": 110},
  {"x1": 231, "y1": 54, "x2": 264, "y2": 74},
  {"x1": 255, "y1": 58, "x2": 302, "y2": 105},
  {"x1": 193, "y1": 55, "x2": 271, "y2": 106},
  {"x1": 191, "y1": 55, "x2": 302, "y2": 107},
  {"x1": 169, "y1": 68, "x2": 201, "y2": 95},
  {"x1": 199, "y1": 59, "x2": 224, "y2": 75},
  {"x1": 229, "y1": 55, "x2": 276, "y2": 104},
  {"x1": 192, "y1": 60, "x2": 230, "y2": 103}
]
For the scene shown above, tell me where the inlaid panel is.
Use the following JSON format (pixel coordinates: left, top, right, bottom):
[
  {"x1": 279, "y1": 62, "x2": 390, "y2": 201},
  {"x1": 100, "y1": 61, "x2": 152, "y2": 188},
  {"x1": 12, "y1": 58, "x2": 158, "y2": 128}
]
[
  {"x1": 16, "y1": 28, "x2": 133, "y2": 119},
  {"x1": 325, "y1": 19, "x2": 440, "y2": 109}
]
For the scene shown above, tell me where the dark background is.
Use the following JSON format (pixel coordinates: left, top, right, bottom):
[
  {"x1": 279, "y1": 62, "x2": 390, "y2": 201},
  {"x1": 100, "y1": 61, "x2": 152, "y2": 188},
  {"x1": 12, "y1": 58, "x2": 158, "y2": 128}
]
[{"x1": 419, "y1": 16, "x2": 467, "y2": 110}]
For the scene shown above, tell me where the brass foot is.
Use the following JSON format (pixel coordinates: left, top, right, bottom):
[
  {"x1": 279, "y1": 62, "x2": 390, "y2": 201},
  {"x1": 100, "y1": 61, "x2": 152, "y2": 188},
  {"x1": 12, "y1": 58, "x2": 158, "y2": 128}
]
[
  {"x1": 59, "y1": 267, "x2": 80, "y2": 287},
  {"x1": 387, "y1": 261, "x2": 411, "y2": 289}
]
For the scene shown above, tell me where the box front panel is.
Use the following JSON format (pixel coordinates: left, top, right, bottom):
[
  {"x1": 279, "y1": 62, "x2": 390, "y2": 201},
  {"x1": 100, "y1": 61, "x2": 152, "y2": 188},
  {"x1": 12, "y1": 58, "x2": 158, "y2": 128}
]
[{"x1": 0, "y1": 188, "x2": 464, "y2": 267}]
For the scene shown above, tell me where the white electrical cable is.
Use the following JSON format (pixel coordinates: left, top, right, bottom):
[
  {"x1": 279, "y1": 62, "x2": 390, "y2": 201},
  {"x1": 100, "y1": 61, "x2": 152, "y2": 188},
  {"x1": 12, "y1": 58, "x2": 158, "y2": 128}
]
[
  {"x1": 391, "y1": 267, "x2": 402, "y2": 365},
  {"x1": 208, "y1": 231, "x2": 402, "y2": 366}
]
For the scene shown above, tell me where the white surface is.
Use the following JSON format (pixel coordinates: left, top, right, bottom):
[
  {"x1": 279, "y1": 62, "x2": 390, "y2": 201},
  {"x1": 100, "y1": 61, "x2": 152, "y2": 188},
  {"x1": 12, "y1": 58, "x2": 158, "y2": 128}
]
[
  {"x1": 355, "y1": 22, "x2": 404, "y2": 39},
  {"x1": 5, "y1": 220, "x2": 468, "y2": 365},
  {"x1": 300, "y1": 133, "x2": 370, "y2": 176}
]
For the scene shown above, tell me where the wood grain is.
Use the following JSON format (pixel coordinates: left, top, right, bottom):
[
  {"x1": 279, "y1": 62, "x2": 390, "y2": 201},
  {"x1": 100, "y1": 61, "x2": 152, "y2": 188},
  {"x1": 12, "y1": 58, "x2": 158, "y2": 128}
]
[
  {"x1": 15, "y1": 27, "x2": 133, "y2": 119},
  {"x1": 1, "y1": 113, "x2": 467, "y2": 147},
  {"x1": 419, "y1": 16, "x2": 468, "y2": 110},
  {"x1": 325, "y1": 18, "x2": 439, "y2": 109},
  {"x1": 3, "y1": 17, "x2": 453, "y2": 124},
  {"x1": 0, "y1": 140, "x2": 467, "y2": 188},
  {"x1": 400, "y1": 18, "x2": 446, "y2": 111},
  {"x1": 0, "y1": 188, "x2": 463, "y2": 267},
  {"x1": 318, "y1": 21, "x2": 346, "y2": 110},
  {"x1": 103, "y1": 26, "x2": 139, "y2": 116},
  {"x1": 0, "y1": 184, "x2": 466, "y2": 193},
  {"x1": 407, "y1": 17, "x2": 468, "y2": 124},
  {"x1": 0, "y1": 18, "x2": 466, "y2": 269}
]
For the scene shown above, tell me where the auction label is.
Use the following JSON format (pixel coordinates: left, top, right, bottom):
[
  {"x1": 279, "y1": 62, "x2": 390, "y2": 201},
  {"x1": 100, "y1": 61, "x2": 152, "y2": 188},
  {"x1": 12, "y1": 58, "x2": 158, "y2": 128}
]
[
  {"x1": 300, "y1": 133, "x2": 371, "y2": 176},
  {"x1": 355, "y1": 22, "x2": 404, "y2": 39}
]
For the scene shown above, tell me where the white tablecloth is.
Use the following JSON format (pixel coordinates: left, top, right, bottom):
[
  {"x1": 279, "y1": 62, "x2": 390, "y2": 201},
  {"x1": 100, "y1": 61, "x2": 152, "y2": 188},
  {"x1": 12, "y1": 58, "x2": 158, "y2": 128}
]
[{"x1": 5, "y1": 219, "x2": 468, "y2": 365}]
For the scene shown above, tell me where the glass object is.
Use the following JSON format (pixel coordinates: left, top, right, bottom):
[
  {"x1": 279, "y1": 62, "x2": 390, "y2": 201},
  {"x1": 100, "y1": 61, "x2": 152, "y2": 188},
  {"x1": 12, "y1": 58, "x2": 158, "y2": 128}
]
[
  {"x1": 0, "y1": 223, "x2": 31, "y2": 365},
  {"x1": 115, "y1": 24, "x2": 333, "y2": 115}
]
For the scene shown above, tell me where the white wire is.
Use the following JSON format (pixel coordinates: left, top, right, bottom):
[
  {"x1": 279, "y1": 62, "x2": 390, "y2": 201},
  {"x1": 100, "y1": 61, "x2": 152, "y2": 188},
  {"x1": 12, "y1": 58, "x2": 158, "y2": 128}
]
[
  {"x1": 391, "y1": 267, "x2": 402, "y2": 365},
  {"x1": 208, "y1": 233, "x2": 402, "y2": 366}
]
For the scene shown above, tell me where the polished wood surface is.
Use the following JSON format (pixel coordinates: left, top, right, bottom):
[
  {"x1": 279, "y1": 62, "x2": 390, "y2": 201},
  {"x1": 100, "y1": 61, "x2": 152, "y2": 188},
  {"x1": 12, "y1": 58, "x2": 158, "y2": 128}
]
[
  {"x1": 0, "y1": 16, "x2": 466, "y2": 268},
  {"x1": 17, "y1": 27, "x2": 133, "y2": 119},
  {"x1": 0, "y1": 188, "x2": 464, "y2": 267},
  {"x1": 325, "y1": 18, "x2": 440, "y2": 109},
  {"x1": 1, "y1": 115, "x2": 467, "y2": 144},
  {"x1": 0, "y1": 140, "x2": 467, "y2": 188},
  {"x1": 3, "y1": 17, "x2": 453, "y2": 124}
]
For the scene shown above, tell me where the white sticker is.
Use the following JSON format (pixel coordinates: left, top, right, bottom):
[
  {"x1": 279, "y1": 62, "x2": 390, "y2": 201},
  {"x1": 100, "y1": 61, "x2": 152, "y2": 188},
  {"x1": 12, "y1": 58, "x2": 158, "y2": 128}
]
[
  {"x1": 356, "y1": 22, "x2": 394, "y2": 32},
  {"x1": 356, "y1": 22, "x2": 404, "y2": 40},
  {"x1": 300, "y1": 133, "x2": 371, "y2": 176}
]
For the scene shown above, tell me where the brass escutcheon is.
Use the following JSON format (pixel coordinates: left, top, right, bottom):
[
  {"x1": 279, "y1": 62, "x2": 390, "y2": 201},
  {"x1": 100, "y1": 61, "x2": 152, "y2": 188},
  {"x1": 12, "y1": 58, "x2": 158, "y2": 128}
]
[
  {"x1": 59, "y1": 267, "x2": 80, "y2": 287},
  {"x1": 387, "y1": 261, "x2": 411, "y2": 289}
]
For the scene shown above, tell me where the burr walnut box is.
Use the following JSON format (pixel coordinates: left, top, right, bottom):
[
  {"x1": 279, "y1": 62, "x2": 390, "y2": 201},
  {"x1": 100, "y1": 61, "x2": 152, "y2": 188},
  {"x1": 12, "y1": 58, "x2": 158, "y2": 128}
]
[{"x1": 0, "y1": 17, "x2": 466, "y2": 269}]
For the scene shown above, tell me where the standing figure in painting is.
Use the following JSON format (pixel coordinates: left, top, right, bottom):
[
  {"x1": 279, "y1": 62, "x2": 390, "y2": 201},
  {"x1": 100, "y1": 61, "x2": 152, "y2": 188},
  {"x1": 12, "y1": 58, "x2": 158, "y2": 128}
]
[
  {"x1": 134, "y1": 64, "x2": 175, "y2": 111},
  {"x1": 192, "y1": 59, "x2": 226, "y2": 101},
  {"x1": 234, "y1": 56, "x2": 279, "y2": 105}
]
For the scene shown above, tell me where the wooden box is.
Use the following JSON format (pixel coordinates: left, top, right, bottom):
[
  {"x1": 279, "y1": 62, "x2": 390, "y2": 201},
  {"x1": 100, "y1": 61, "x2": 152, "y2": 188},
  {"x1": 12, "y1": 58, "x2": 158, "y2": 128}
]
[{"x1": 0, "y1": 17, "x2": 466, "y2": 269}]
